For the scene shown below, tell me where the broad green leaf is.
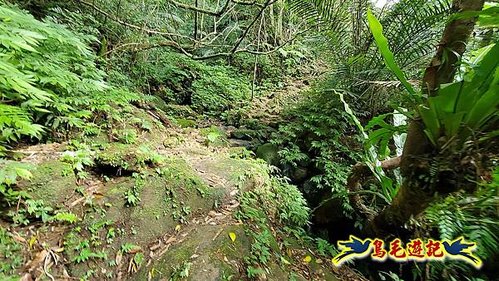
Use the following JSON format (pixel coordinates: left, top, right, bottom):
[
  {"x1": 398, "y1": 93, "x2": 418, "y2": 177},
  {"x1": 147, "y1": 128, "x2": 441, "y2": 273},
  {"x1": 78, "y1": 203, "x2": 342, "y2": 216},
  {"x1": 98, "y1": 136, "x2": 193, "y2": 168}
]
[
  {"x1": 367, "y1": 10, "x2": 417, "y2": 97},
  {"x1": 466, "y1": 76, "x2": 499, "y2": 129},
  {"x1": 465, "y1": 43, "x2": 499, "y2": 95},
  {"x1": 418, "y1": 105, "x2": 439, "y2": 146}
]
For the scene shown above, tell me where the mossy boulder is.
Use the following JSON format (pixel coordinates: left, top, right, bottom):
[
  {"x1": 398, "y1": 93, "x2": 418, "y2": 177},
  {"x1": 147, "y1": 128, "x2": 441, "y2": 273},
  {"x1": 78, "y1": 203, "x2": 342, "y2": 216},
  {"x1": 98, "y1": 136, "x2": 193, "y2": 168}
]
[
  {"x1": 133, "y1": 224, "x2": 248, "y2": 281},
  {"x1": 19, "y1": 160, "x2": 77, "y2": 208},
  {"x1": 256, "y1": 143, "x2": 280, "y2": 166},
  {"x1": 94, "y1": 143, "x2": 163, "y2": 175},
  {"x1": 175, "y1": 118, "x2": 197, "y2": 128},
  {"x1": 290, "y1": 166, "x2": 309, "y2": 183}
]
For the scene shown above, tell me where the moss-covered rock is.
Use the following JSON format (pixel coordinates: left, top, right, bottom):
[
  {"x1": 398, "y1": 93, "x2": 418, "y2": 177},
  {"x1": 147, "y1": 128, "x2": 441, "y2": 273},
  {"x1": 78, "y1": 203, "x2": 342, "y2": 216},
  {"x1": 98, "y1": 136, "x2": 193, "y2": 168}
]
[
  {"x1": 290, "y1": 166, "x2": 309, "y2": 183},
  {"x1": 175, "y1": 118, "x2": 197, "y2": 128},
  {"x1": 94, "y1": 143, "x2": 164, "y2": 175},
  {"x1": 256, "y1": 143, "x2": 280, "y2": 166},
  {"x1": 6, "y1": 116, "x2": 355, "y2": 281},
  {"x1": 133, "y1": 224, "x2": 248, "y2": 281},
  {"x1": 20, "y1": 160, "x2": 77, "y2": 208},
  {"x1": 100, "y1": 157, "x2": 219, "y2": 243}
]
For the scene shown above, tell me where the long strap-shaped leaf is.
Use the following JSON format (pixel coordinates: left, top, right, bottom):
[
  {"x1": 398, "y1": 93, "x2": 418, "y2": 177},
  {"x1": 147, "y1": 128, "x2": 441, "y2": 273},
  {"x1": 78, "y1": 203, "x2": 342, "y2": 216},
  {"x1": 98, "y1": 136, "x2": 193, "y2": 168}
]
[{"x1": 367, "y1": 9, "x2": 418, "y2": 98}]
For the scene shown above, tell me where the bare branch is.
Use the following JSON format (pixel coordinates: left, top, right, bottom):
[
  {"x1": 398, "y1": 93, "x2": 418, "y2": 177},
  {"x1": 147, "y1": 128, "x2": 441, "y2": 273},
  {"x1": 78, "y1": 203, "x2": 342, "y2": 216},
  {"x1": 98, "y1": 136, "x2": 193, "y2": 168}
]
[
  {"x1": 230, "y1": 0, "x2": 278, "y2": 53},
  {"x1": 74, "y1": 0, "x2": 192, "y2": 40},
  {"x1": 107, "y1": 23, "x2": 312, "y2": 61},
  {"x1": 232, "y1": 0, "x2": 264, "y2": 8},
  {"x1": 79, "y1": 0, "x2": 309, "y2": 61},
  {"x1": 170, "y1": 0, "x2": 232, "y2": 16}
]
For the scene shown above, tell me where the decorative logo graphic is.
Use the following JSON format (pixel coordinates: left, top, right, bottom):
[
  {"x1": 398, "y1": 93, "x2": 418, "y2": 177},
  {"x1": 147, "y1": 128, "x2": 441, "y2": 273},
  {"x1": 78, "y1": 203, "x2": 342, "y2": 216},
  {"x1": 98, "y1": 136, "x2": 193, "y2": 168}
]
[{"x1": 332, "y1": 236, "x2": 482, "y2": 269}]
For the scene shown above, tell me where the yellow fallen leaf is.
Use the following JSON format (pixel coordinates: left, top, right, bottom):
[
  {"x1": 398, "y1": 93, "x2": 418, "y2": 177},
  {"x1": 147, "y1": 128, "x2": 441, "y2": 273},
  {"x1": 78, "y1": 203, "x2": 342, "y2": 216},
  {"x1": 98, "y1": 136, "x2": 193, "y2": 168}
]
[
  {"x1": 28, "y1": 235, "x2": 37, "y2": 249},
  {"x1": 175, "y1": 225, "x2": 181, "y2": 232},
  {"x1": 229, "y1": 232, "x2": 236, "y2": 242},
  {"x1": 303, "y1": 255, "x2": 312, "y2": 263}
]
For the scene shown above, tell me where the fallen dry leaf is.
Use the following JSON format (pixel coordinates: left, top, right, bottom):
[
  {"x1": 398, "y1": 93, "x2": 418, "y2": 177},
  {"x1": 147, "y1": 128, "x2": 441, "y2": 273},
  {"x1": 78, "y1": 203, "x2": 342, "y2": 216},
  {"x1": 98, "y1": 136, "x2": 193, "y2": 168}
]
[
  {"x1": 115, "y1": 251, "x2": 123, "y2": 266},
  {"x1": 165, "y1": 236, "x2": 176, "y2": 244},
  {"x1": 26, "y1": 250, "x2": 48, "y2": 272}
]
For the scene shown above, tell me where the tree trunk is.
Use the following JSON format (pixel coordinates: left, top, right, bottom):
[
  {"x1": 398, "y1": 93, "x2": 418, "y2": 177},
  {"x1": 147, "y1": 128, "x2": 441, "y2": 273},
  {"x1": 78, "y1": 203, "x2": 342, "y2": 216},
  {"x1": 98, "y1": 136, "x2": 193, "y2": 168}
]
[
  {"x1": 367, "y1": 0, "x2": 485, "y2": 238},
  {"x1": 422, "y1": 0, "x2": 485, "y2": 97},
  {"x1": 194, "y1": 0, "x2": 199, "y2": 40}
]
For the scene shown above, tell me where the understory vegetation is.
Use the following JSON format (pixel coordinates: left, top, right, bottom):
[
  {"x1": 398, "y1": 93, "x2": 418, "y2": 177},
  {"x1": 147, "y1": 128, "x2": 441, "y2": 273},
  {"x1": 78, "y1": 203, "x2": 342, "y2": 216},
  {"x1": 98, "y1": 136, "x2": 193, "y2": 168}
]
[{"x1": 0, "y1": 0, "x2": 498, "y2": 281}]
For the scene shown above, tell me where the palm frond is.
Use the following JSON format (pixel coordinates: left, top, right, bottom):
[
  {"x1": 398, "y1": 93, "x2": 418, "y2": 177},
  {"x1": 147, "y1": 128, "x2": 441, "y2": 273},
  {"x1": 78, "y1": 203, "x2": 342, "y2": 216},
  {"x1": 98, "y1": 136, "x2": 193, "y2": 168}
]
[{"x1": 288, "y1": 0, "x2": 453, "y2": 114}]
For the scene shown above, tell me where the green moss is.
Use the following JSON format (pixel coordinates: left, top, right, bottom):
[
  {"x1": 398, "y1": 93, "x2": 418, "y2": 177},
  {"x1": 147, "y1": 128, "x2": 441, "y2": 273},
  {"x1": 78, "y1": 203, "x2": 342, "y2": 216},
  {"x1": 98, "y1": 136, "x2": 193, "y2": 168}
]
[
  {"x1": 100, "y1": 157, "x2": 217, "y2": 244},
  {"x1": 134, "y1": 225, "x2": 249, "y2": 281},
  {"x1": 175, "y1": 118, "x2": 197, "y2": 128},
  {"x1": 95, "y1": 143, "x2": 138, "y2": 171},
  {"x1": 22, "y1": 160, "x2": 77, "y2": 207},
  {"x1": 194, "y1": 157, "x2": 262, "y2": 186},
  {"x1": 94, "y1": 143, "x2": 165, "y2": 173},
  {"x1": 127, "y1": 176, "x2": 176, "y2": 242},
  {"x1": 256, "y1": 143, "x2": 280, "y2": 166}
]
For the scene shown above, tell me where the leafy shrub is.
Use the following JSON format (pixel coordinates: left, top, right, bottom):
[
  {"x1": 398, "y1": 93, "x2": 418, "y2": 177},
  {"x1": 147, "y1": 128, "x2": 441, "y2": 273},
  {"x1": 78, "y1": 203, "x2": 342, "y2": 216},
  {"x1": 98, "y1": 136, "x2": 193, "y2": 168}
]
[
  {"x1": 272, "y1": 89, "x2": 361, "y2": 202},
  {"x1": 0, "y1": 227, "x2": 22, "y2": 275},
  {"x1": 191, "y1": 65, "x2": 251, "y2": 113},
  {"x1": 111, "y1": 50, "x2": 251, "y2": 115},
  {"x1": 200, "y1": 126, "x2": 227, "y2": 146},
  {"x1": 0, "y1": 160, "x2": 32, "y2": 203},
  {"x1": 422, "y1": 167, "x2": 499, "y2": 280},
  {"x1": 0, "y1": 5, "x2": 142, "y2": 153}
]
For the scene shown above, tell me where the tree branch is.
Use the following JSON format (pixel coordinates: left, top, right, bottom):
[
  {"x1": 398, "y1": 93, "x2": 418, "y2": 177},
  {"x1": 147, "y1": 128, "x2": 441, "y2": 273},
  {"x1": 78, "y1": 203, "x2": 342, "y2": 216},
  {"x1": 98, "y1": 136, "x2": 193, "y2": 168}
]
[
  {"x1": 229, "y1": 0, "x2": 278, "y2": 55},
  {"x1": 76, "y1": 0, "x2": 290, "y2": 60},
  {"x1": 74, "y1": 0, "x2": 192, "y2": 40},
  {"x1": 104, "y1": 23, "x2": 313, "y2": 60},
  {"x1": 171, "y1": 0, "x2": 232, "y2": 16}
]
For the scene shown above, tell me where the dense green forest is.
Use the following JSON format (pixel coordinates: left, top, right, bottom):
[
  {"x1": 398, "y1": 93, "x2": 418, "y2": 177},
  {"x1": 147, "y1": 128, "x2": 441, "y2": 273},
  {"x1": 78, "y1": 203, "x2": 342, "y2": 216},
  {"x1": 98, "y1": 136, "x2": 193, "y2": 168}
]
[{"x1": 0, "y1": 0, "x2": 497, "y2": 280}]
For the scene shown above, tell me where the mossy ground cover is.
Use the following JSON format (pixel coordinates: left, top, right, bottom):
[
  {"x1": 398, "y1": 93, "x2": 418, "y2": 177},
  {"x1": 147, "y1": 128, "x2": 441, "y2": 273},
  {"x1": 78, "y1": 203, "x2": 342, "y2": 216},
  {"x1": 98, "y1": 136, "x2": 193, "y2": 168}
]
[
  {"x1": 0, "y1": 11, "x2": 359, "y2": 277},
  {"x1": 0, "y1": 103, "x2": 361, "y2": 280}
]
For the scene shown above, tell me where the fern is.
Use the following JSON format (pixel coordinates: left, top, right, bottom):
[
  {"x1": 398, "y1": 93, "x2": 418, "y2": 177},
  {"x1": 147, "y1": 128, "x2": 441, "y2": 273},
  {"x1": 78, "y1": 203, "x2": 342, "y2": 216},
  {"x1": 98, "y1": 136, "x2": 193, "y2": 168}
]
[
  {"x1": 289, "y1": 0, "x2": 452, "y2": 115},
  {"x1": 0, "y1": 5, "x2": 146, "y2": 153},
  {"x1": 0, "y1": 104, "x2": 44, "y2": 152},
  {"x1": 425, "y1": 169, "x2": 499, "y2": 260}
]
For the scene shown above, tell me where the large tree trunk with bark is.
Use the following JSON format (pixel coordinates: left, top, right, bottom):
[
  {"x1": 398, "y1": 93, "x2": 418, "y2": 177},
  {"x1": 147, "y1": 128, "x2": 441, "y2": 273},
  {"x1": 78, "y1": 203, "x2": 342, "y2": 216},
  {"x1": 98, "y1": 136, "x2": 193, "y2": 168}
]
[{"x1": 367, "y1": 0, "x2": 485, "y2": 238}]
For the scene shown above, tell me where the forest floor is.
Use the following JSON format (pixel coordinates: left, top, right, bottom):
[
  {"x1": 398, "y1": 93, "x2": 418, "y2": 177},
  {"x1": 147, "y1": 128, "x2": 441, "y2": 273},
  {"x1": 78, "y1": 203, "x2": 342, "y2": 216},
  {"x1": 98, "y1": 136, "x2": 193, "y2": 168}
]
[{"x1": 2, "y1": 75, "x2": 367, "y2": 281}]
